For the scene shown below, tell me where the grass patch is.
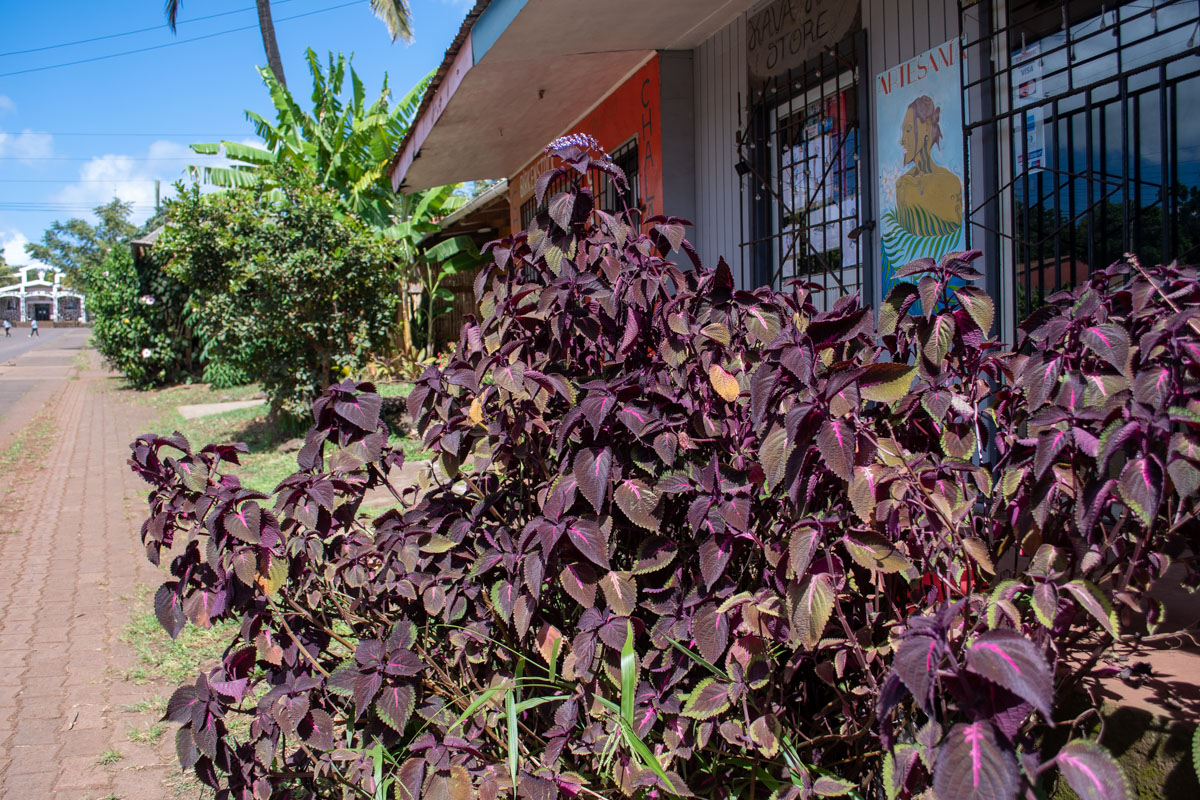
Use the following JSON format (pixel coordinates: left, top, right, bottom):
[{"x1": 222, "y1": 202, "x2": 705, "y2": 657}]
[
  {"x1": 96, "y1": 748, "x2": 123, "y2": 766},
  {"x1": 124, "y1": 381, "x2": 430, "y2": 496},
  {"x1": 123, "y1": 585, "x2": 237, "y2": 686},
  {"x1": 376, "y1": 381, "x2": 414, "y2": 398},
  {"x1": 127, "y1": 722, "x2": 167, "y2": 745}
]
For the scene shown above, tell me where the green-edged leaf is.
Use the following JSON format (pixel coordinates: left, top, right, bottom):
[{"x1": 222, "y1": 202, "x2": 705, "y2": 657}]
[
  {"x1": 812, "y1": 775, "x2": 856, "y2": 797},
  {"x1": 1080, "y1": 325, "x2": 1130, "y2": 373},
  {"x1": 849, "y1": 466, "x2": 880, "y2": 523},
  {"x1": 1063, "y1": 579, "x2": 1119, "y2": 636},
  {"x1": 759, "y1": 425, "x2": 789, "y2": 491},
  {"x1": 375, "y1": 684, "x2": 415, "y2": 734},
  {"x1": 700, "y1": 322, "x2": 732, "y2": 346},
  {"x1": 933, "y1": 721, "x2": 1018, "y2": 800},
  {"x1": 860, "y1": 363, "x2": 918, "y2": 404},
  {"x1": 1056, "y1": 740, "x2": 1131, "y2": 800},
  {"x1": 789, "y1": 526, "x2": 821, "y2": 580},
  {"x1": 789, "y1": 574, "x2": 834, "y2": 648},
  {"x1": 843, "y1": 531, "x2": 912, "y2": 574},
  {"x1": 614, "y1": 479, "x2": 661, "y2": 531},
  {"x1": 746, "y1": 307, "x2": 782, "y2": 344},
  {"x1": 600, "y1": 571, "x2": 637, "y2": 616},
  {"x1": 957, "y1": 286, "x2": 995, "y2": 334},
  {"x1": 922, "y1": 314, "x2": 956, "y2": 364},
  {"x1": 818, "y1": 418, "x2": 856, "y2": 481},
  {"x1": 1118, "y1": 457, "x2": 1162, "y2": 526},
  {"x1": 681, "y1": 677, "x2": 732, "y2": 719},
  {"x1": 1032, "y1": 582, "x2": 1057, "y2": 628}
]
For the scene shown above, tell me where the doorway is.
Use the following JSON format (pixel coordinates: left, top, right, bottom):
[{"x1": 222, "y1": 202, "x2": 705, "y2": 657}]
[{"x1": 33, "y1": 304, "x2": 51, "y2": 322}]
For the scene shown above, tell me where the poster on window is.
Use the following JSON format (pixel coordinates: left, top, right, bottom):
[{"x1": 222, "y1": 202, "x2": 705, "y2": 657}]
[
  {"x1": 1012, "y1": 45, "x2": 1045, "y2": 173},
  {"x1": 875, "y1": 37, "x2": 966, "y2": 296},
  {"x1": 779, "y1": 88, "x2": 860, "y2": 270}
]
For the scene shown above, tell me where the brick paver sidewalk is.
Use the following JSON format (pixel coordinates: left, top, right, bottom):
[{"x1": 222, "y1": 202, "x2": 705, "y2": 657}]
[{"x1": 0, "y1": 347, "x2": 179, "y2": 799}]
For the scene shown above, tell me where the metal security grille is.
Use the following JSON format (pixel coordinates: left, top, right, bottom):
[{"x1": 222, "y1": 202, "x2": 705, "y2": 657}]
[
  {"x1": 740, "y1": 31, "x2": 871, "y2": 310},
  {"x1": 518, "y1": 139, "x2": 641, "y2": 230},
  {"x1": 601, "y1": 138, "x2": 641, "y2": 214},
  {"x1": 960, "y1": 0, "x2": 1200, "y2": 321}
]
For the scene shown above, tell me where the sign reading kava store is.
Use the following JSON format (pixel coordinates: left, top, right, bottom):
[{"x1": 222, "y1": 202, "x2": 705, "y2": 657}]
[{"x1": 747, "y1": 0, "x2": 859, "y2": 78}]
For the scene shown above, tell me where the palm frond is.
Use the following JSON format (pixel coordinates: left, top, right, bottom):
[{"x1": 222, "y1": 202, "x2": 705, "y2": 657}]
[{"x1": 370, "y1": 0, "x2": 414, "y2": 43}]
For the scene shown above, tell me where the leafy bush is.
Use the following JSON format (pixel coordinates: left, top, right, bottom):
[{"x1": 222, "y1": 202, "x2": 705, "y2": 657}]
[
  {"x1": 156, "y1": 167, "x2": 405, "y2": 418},
  {"x1": 80, "y1": 245, "x2": 201, "y2": 389},
  {"x1": 130, "y1": 140, "x2": 1198, "y2": 800}
]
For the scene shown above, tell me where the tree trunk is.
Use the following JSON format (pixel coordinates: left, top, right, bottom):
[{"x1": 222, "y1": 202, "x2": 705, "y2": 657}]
[{"x1": 256, "y1": 0, "x2": 287, "y2": 88}]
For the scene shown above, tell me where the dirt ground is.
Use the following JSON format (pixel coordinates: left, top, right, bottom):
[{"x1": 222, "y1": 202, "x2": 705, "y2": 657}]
[{"x1": 0, "y1": 337, "x2": 180, "y2": 798}]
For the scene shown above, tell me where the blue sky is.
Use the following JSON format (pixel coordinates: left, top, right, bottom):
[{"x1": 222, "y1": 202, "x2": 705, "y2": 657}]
[{"x1": 0, "y1": 0, "x2": 470, "y2": 268}]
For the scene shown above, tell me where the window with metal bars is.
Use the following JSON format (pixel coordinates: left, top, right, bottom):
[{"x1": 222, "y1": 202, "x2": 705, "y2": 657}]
[
  {"x1": 960, "y1": 0, "x2": 1200, "y2": 322},
  {"x1": 740, "y1": 32, "x2": 869, "y2": 310},
  {"x1": 600, "y1": 138, "x2": 640, "y2": 214}
]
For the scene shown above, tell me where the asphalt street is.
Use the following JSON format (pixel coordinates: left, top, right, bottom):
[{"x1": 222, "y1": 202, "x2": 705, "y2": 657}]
[{"x1": 0, "y1": 327, "x2": 91, "y2": 426}]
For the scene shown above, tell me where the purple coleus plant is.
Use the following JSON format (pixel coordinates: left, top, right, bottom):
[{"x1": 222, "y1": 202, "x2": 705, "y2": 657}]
[{"x1": 129, "y1": 135, "x2": 1197, "y2": 800}]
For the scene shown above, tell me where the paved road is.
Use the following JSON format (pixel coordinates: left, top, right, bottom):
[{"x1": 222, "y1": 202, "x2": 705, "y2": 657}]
[
  {"x1": 0, "y1": 343, "x2": 175, "y2": 798},
  {"x1": 0, "y1": 328, "x2": 91, "y2": 430}
]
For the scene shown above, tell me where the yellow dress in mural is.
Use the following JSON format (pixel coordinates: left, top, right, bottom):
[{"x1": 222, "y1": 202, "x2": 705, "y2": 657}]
[{"x1": 895, "y1": 96, "x2": 963, "y2": 237}]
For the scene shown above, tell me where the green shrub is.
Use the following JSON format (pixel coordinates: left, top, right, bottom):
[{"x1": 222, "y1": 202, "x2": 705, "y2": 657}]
[
  {"x1": 80, "y1": 246, "x2": 201, "y2": 389},
  {"x1": 156, "y1": 166, "x2": 405, "y2": 418}
]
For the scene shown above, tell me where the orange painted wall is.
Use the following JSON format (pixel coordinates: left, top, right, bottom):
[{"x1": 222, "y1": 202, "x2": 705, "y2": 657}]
[{"x1": 508, "y1": 56, "x2": 664, "y2": 233}]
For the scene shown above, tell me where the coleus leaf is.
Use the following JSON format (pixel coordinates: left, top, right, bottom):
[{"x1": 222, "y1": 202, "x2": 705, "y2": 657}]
[
  {"x1": 759, "y1": 426, "x2": 789, "y2": 491},
  {"x1": 957, "y1": 286, "x2": 995, "y2": 334},
  {"x1": 681, "y1": 678, "x2": 732, "y2": 720},
  {"x1": 1055, "y1": 740, "x2": 1130, "y2": 800},
  {"x1": 812, "y1": 775, "x2": 856, "y2": 797},
  {"x1": 154, "y1": 583, "x2": 186, "y2": 639},
  {"x1": 1034, "y1": 428, "x2": 1070, "y2": 480},
  {"x1": 843, "y1": 531, "x2": 912, "y2": 574},
  {"x1": 573, "y1": 448, "x2": 613, "y2": 514},
  {"x1": 632, "y1": 537, "x2": 677, "y2": 574},
  {"x1": 491, "y1": 580, "x2": 517, "y2": 623},
  {"x1": 375, "y1": 684, "x2": 415, "y2": 734},
  {"x1": 884, "y1": 745, "x2": 921, "y2": 800},
  {"x1": 1080, "y1": 325, "x2": 1130, "y2": 373},
  {"x1": 708, "y1": 364, "x2": 741, "y2": 403},
  {"x1": 599, "y1": 571, "x2": 637, "y2": 616},
  {"x1": 1117, "y1": 456, "x2": 1162, "y2": 526},
  {"x1": 933, "y1": 721, "x2": 1019, "y2": 800},
  {"x1": 789, "y1": 525, "x2": 821, "y2": 580},
  {"x1": 692, "y1": 602, "x2": 729, "y2": 664},
  {"x1": 1062, "y1": 579, "x2": 1120, "y2": 637},
  {"x1": 559, "y1": 562, "x2": 598, "y2": 607},
  {"x1": 224, "y1": 503, "x2": 261, "y2": 544},
  {"x1": 965, "y1": 630, "x2": 1053, "y2": 718},
  {"x1": 859, "y1": 363, "x2": 917, "y2": 404},
  {"x1": 817, "y1": 418, "x2": 855, "y2": 481},
  {"x1": 922, "y1": 314, "x2": 956, "y2": 364},
  {"x1": 893, "y1": 634, "x2": 943, "y2": 713},
  {"x1": 789, "y1": 574, "x2": 834, "y2": 648},
  {"x1": 746, "y1": 306, "x2": 782, "y2": 344},
  {"x1": 614, "y1": 479, "x2": 661, "y2": 531}
]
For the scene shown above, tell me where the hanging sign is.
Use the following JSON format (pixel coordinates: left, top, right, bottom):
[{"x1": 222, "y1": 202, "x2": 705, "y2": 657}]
[
  {"x1": 747, "y1": 0, "x2": 859, "y2": 78},
  {"x1": 875, "y1": 37, "x2": 967, "y2": 296}
]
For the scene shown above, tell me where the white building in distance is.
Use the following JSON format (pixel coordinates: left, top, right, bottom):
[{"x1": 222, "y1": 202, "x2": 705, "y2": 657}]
[{"x1": 0, "y1": 266, "x2": 86, "y2": 324}]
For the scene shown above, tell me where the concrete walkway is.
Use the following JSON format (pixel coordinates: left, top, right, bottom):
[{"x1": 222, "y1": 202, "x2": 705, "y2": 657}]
[{"x1": 0, "y1": 343, "x2": 176, "y2": 798}]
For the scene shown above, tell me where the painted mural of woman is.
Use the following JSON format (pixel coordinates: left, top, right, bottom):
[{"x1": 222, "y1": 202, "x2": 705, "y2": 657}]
[{"x1": 895, "y1": 95, "x2": 963, "y2": 237}]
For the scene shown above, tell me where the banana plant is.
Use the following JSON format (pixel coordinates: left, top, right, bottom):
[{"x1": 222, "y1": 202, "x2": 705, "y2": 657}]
[{"x1": 190, "y1": 50, "x2": 433, "y2": 229}]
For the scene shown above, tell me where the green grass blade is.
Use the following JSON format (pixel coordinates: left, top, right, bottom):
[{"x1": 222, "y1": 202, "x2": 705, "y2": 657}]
[
  {"x1": 505, "y1": 687, "x2": 518, "y2": 787},
  {"x1": 621, "y1": 620, "x2": 636, "y2": 727},
  {"x1": 664, "y1": 635, "x2": 727, "y2": 678}
]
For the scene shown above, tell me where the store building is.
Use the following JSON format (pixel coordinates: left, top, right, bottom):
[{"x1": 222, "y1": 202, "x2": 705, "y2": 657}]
[{"x1": 390, "y1": 0, "x2": 1200, "y2": 340}]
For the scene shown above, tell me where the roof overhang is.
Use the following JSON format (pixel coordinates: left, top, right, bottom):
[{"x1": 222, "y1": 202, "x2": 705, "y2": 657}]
[{"x1": 391, "y1": 0, "x2": 760, "y2": 192}]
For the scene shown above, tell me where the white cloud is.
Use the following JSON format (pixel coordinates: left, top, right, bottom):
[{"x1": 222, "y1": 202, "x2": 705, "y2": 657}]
[
  {"x1": 0, "y1": 230, "x2": 50, "y2": 271},
  {"x1": 0, "y1": 128, "x2": 53, "y2": 160},
  {"x1": 53, "y1": 138, "x2": 263, "y2": 225},
  {"x1": 0, "y1": 96, "x2": 14, "y2": 116}
]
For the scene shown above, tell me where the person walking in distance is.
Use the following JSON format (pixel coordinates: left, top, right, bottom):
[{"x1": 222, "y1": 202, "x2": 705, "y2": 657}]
[
  {"x1": 2, "y1": 319, "x2": 10, "y2": 337},
  {"x1": 29, "y1": 318, "x2": 38, "y2": 338}
]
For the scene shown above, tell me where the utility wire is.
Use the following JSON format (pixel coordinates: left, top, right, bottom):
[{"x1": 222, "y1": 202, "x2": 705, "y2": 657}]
[
  {"x1": 0, "y1": 0, "x2": 302, "y2": 57},
  {"x1": 0, "y1": 0, "x2": 359, "y2": 78}
]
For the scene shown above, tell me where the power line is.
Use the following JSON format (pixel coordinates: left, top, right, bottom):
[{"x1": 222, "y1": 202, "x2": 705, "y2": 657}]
[
  {"x1": 7, "y1": 132, "x2": 251, "y2": 138},
  {"x1": 0, "y1": 0, "x2": 303, "y2": 58},
  {"x1": 0, "y1": 1, "x2": 360, "y2": 79}
]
